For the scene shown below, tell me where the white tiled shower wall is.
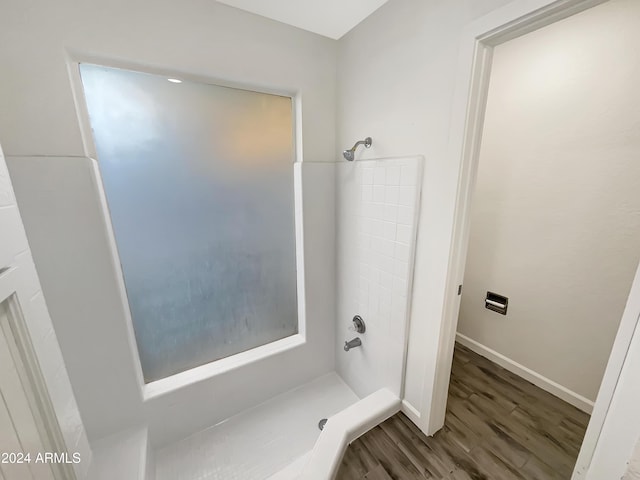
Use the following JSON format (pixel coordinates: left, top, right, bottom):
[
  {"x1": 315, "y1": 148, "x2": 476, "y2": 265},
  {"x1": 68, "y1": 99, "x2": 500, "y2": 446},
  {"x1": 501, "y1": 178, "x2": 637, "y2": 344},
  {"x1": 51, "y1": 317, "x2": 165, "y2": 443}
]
[
  {"x1": 0, "y1": 146, "x2": 92, "y2": 478},
  {"x1": 336, "y1": 156, "x2": 423, "y2": 399}
]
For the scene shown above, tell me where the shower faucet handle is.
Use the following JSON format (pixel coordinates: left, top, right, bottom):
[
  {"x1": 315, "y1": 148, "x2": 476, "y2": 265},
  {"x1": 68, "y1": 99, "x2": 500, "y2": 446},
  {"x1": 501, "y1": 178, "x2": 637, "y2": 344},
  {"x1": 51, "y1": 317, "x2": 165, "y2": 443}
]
[{"x1": 350, "y1": 315, "x2": 366, "y2": 334}]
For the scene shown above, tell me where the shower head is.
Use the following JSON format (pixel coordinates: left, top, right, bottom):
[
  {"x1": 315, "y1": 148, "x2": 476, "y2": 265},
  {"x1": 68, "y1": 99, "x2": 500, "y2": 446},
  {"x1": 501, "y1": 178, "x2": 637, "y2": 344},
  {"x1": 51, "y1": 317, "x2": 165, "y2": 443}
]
[
  {"x1": 343, "y1": 137, "x2": 372, "y2": 161},
  {"x1": 343, "y1": 150, "x2": 355, "y2": 161}
]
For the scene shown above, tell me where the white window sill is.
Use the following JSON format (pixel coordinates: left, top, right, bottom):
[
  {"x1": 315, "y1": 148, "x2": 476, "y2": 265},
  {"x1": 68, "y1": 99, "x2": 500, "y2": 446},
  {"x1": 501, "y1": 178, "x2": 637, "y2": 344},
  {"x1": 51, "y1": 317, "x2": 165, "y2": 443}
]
[{"x1": 143, "y1": 333, "x2": 306, "y2": 401}]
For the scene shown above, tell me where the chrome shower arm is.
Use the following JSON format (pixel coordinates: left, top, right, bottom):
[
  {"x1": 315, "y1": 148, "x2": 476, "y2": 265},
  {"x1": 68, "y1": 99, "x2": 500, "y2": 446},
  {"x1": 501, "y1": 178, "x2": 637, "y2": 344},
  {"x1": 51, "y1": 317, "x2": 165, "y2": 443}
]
[
  {"x1": 348, "y1": 138, "x2": 372, "y2": 152},
  {"x1": 343, "y1": 137, "x2": 372, "y2": 161}
]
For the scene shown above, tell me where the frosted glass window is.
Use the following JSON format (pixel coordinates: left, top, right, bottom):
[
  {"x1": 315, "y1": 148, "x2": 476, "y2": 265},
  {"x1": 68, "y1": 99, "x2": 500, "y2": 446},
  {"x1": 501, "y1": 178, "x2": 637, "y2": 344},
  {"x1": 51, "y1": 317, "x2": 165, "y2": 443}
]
[{"x1": 79, "y1": 64, "x2": 298, "y2": 383}]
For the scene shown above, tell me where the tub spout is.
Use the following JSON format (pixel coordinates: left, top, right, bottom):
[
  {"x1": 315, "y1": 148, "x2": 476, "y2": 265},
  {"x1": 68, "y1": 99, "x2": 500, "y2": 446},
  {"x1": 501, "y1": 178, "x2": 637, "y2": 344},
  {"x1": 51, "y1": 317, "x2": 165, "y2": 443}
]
[{"x1": 344, "y1": 337, "x2": 362, "y2": 351}]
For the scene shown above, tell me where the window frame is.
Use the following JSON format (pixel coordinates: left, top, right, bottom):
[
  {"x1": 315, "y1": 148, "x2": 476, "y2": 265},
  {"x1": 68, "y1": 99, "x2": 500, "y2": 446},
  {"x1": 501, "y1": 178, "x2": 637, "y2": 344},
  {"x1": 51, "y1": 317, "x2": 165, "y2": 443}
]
[{"x1": 67, "y1": 54, "x2": 307, "y2": 401}]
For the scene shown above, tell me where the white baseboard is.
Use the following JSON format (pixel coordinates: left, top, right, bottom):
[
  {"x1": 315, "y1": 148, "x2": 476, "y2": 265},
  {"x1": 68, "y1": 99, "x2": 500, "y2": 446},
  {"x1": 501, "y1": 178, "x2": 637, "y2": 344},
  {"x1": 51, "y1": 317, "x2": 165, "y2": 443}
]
[
  {"x1": 400, "y1": 399, "x2": 421, "y2": 425},
  {"x1": 455, "y1": 333, "x2": 594, "y2": 414}
]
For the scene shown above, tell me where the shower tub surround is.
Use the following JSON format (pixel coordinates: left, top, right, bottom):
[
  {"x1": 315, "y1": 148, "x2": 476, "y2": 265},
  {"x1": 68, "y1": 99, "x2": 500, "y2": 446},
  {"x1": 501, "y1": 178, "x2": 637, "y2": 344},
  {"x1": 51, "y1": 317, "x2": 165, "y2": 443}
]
[
  {"x1": 336, "y1": 156, "x2": 424, "y2": 399},
  {"x1": 7, "y1": 153, "x2": 423, "y2": 479}
]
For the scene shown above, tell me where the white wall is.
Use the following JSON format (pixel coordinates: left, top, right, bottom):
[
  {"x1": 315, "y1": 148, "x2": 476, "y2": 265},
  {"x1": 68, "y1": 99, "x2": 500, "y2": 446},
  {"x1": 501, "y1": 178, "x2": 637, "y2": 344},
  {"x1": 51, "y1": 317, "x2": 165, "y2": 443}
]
[
  {"x1": 336, "y1": 0, "x2": 513, "y2": 424},
  {"x1": 0, "y1": 145, "x2": 92, "y2": 479},
  {"x1": 335, "y1": 157, "x2": 422, "y2": 400},
  {"x1": 0, "y1": 0, "x2": 338, "y2": 445},
  {"x1": 457, "y1": 0, "x2": 640, "y2": 404}
]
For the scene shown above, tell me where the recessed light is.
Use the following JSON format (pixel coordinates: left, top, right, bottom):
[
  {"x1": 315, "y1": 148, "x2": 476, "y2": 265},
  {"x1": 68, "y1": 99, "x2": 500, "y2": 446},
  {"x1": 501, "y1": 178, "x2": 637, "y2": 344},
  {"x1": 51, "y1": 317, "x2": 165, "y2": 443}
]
[{"x1": 167, "y1": 78, "x2": 182, "y2": 83}]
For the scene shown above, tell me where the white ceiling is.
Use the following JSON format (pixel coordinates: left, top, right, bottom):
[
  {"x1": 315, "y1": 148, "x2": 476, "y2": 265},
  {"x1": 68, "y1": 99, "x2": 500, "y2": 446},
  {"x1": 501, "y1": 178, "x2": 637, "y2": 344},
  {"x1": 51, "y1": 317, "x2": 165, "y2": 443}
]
[{"x1": 216, "y1": 0, "x2": 389, "y2": 40}]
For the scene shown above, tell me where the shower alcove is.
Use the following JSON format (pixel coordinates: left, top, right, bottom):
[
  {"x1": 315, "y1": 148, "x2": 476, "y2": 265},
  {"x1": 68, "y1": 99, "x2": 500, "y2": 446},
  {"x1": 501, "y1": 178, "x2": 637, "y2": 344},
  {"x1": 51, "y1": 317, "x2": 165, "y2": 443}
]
[{"x1": 8, "y1": 150, "x2": 423, "y2": 479}]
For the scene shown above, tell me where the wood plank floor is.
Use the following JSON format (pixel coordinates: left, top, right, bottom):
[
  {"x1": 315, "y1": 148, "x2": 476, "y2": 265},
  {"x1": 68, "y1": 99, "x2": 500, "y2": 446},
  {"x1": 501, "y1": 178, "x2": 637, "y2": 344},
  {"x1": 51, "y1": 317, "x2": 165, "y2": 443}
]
[{"x1": 336, "y1": 343, "x2": 590, "y2": 480}]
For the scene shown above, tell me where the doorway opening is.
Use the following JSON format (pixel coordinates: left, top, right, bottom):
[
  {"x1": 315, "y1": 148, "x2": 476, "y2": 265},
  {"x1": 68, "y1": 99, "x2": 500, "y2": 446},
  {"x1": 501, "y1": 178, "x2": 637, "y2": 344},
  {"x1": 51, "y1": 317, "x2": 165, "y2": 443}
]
[{"x1": 436, "y1": 0, "x2": 640, "y2": 478}]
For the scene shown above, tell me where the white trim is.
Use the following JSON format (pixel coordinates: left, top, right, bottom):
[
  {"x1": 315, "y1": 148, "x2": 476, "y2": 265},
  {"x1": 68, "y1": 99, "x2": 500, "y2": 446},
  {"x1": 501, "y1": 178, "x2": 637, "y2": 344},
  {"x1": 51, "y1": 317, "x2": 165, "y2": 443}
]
[
  {"x1": 456, "y1": 333, "x2": 594, "y2": 413},
  {"x1": 86, "y1": 158, "x2": 146, "y2": 394},
  {"x1": 573, "y1": 263, "x2": 640, "y2": 479},
  {"x1": 0, "y1": 291, "x2": 76, "y2": 480},
  {"x1": 144, "y1": 334, "x2": 306, "y2": 400},
  {"x1": 427, "y1": 0, "x2": 608, "y2": 436},
  {"x1": 400, "y1": 399, "x2": 421, "y2": 425},
  {"x1": 293, "y1": 162, "x2": 308, "y2": 340},
  {"x1": 399, "y1": 157, "x2": 425, "y2": 404},
  {"x1": 66, "y1": 55, "x2": 310, "y2": 398},
  {"x1": 64, "y1": 50, "x2": 304, "y2": 161},
  {"x1": 65, "y1": 51, "x2": 302, "y2": 121}
]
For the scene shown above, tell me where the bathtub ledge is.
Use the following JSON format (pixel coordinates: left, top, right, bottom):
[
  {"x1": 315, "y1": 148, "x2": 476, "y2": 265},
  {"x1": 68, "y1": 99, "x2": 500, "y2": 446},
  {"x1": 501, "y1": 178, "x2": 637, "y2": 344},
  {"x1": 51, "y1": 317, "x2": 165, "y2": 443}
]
[{"x1": 298, "y1": 388, "x2": 400, "y2": 480}]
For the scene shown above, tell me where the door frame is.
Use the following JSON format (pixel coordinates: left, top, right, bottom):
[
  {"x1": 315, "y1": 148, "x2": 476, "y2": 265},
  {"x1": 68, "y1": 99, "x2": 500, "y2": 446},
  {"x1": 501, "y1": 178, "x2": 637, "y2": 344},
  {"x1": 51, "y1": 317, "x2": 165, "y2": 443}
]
[
  {"x1": 0, "y1": 293, "x2": 77, "y2": 480},
  {"x1": 430, "y1": 0, "x2": 640, "y2": 477}
]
